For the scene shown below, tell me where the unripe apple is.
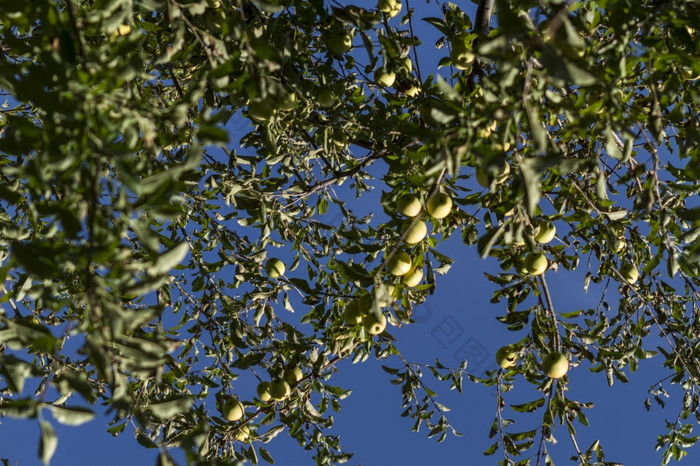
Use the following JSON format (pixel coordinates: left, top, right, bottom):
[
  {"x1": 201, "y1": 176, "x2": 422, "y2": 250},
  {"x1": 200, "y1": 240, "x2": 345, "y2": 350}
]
[
  {"x1": 620, "y1": 263, "x2": 639, "y2": 284},
  {"x1": 496, "y1": 346, "x2": 517, "y2": 369},
  {"x1": 374, "y1": 69, "x2": 396, "y2": 87},
  {"x1": 326, "y1": 29, "x2": 352, "y2": 54},
  {"x1": 397, "y1": 194, "x2": 421, "y2": 217},
  {"x1": 542, "y1": 352, "x2": 569, "y2": 379},
  {"x1": 401, "y1": 219, "x2": 427, "y2": 244},
  {"x1": 476, "y1": 162, "x2": 510, "y2": 188},
  {"x1": 387, "y1": 251, "x2": 412, "y2": 276},
  {"x1": 363, "y1": 312, "x2": 387, "y2": 335},
  {"x1": 256, "y1": 381, "x2": 272, "y2": 402},
  {"x1": 399, "y1": 56, "x2": 413, "y2": 73},
  {"x1": 450, "y1": 45, "x2": 475, "y2": 71},
  {"x1": 535, "y1": 223, "x2": 556, "y2": 244},
  {"x1": 235, "y1": 425, "x2": 250, "y2": 441},
  {"x1": 284, "y1": 367, "x2": 303, "y2": 385},
  {"x1": 317, "y1": 88, "x2": 337, "y2": 108},
  {"x1": 248, "y1": 99, "x2": 277, "y2": 123},
  {"x1": 377, "y1": 0, "x2": 402, "y2": 17},
  {"x1": 269, "y1": 379, "x2": 291, "y2": 401},
  {"x1": 403, "y1": 266, "x2": 423, "y2": 287},
  {"x1": 276, "y1": 92, "x2": 297, "y2": 111},
  {"x1": 343, "y1": 300, "x2": 363, "y2": 325},
  {"x1": 109, "y1": 24, "x2": 131, "y2": 41},
  {"x1": 426, "y1": 193, "x2": 452, "y2": 219},
  {"x1": 403, "y1": 85, "x2": 421, "y2": 97},
  {"x1": 524, "y1": 252, "x2": 548, "y2": 275},
  {"x1": 376, "y1": 284, "x2": 395, "y2": 307},
  {"x1": 264, "y1": 258, "x2": 285, "y2": 278},
  {"x1": 222, "y1": 399, "x2": 244, "y2": 422}
]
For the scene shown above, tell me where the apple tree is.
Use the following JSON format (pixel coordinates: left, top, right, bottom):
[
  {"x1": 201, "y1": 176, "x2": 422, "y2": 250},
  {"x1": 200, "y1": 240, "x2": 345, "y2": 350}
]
[{"x1": 0, "y1": 0, "x2": 699, "y2": 464}]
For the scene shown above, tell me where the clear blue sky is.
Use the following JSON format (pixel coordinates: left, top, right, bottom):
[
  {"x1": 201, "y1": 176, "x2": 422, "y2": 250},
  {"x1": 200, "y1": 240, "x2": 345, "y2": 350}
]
[{"x1": 0, "y1": 1, "x2": 695, "y2": 465}]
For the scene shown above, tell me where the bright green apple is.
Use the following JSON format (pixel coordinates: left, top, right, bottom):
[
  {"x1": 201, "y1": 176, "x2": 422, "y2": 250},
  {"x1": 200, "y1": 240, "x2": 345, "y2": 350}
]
[
  {"x1": 264, "y1": 258, "x2": 285, "y2": 278},
  {"x1": 377, "y1": 0, "x2": 402, "y2": 17},
  {"x1": 426, "y1": 193, "x2": 452, "y2": 219},
  {"x1": 525, "y1": 252, "x2": 548, "y2": 275},
  {"x1": 397, "y1": 194, "x2": 421, "y2": 217},
  {"x1": 542, "y1": 352, "x2": 569, "y2": 379},
  {"x1": 403, "y1": 266, "x2": 423, "y2": 287},
  {"x1": 399, "y1": 56, "x2": 412, "y2": 73},
  {"x1": 284, "y1": 367, "x2": 303, "y2": 385},
  {"x1": 450, "y1": 35, "x2": 475, "y2": 70},
  {"x1": 248, "y1": 98, "x2": 277, "y2": 123},
  {"x1": 387, "y1": 251, "x2": 412, "y2": 276},
  {"x1": 235, "y1": 425, "x2": 250, "y2": 441},
  {"x1": 256, "y1": 381, "x2": 272, "y2": 402},
  {"x1": 318, "y1": 88, "x2": 337, "y2": 108},
  {"x1": 620, "y1": 263, "x2": 639, "y2": 284},
  {"x1": 535, "y1": 223, "x2": 556, "y2": 244},
  {"x1": 401, "y1": 219, "x2": 427, "y2": 244},
  {"x1": 222, "y1": 399, "x2": 244, "y2": 422},
  {"x1": 363, "y1": 312, "x2": 387, "y2": 335},
  {"x1": 269, "y1": 379, "x2": 291, "y2": 401},
  {"x1": 403, "y1": 85, "x2": 421, "y2": 97},
  {"x1": 496, "y1": 346, "x2": 517, "y2": 369},
  {"x1": 343, "y1": 300, "x2": 363, "y2": 325},
  {"x1": 326, "y1": 29, "x2": 352, "y2": 54},
  {"x1": 374, "y1": 68, "x2": 396, "y2": 87}
]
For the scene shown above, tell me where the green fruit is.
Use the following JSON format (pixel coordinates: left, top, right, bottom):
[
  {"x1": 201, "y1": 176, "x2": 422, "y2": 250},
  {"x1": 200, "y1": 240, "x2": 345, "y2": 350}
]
[
  {"x1": 397, "y1": 194, "x2": 421, "y2": 217},
  {"x1": 476, "y1": 162, "x2": 510, "y2": 188},
  {"x1": 276, "y1": 92, "x2": 297, "y2": 111},
  {"x1": 426, "y1": 193, "x2": 452, "y2": 219},
  {"x1": 318, "y1": 88, "x2": 337, "y2": 108},
  {"x1": 235, "y1": 425, "x2": 250, "y2": 441},
  {"x1": 265, "y1": 258, "x2": 285, "y2": 278},
  {"x1": 248, "y1": 99, "x2": 277, "y2": 122},
  {"x1": 222, "y1": 399, "x2": 244, "y2": 422},
  {"x1": 256, "y1": 382, "x2": 272, "y2": 402},
  {"x1": 620, "y1": 263, "x2": 639, "y2": 284},
  {"x1": 542, "y1": 352, "x2": 569, "y2": 379},
  {"x1": 284, "y1": 367, "x2": 303, "y2": 385},
  {"x1": 496, "y1": 346, "x2": 517, "y2": 369},
  {"x1": 450, "y1": 43, "x2": 475, "y2": 71},
  {"x1": 363, "y1": 312, "x2": 387, "y2": 335},
  {"x1": 401, "y1": 219, "x2": 427, "y2": 244},
  {"x1": 377, "y1": 0, "x2": 402, "y2": 17},
  {"x1": 387, "y1": 251, "x2": 412, "y2": 276},
  {"x1": 403, "y1": 85, "x2": 421, "y2": 97},
  {"x1": 399, "y1": 56, "x2": 413, "y2": 73},
  {"x1": 269, "y1": 379, "x2": 291, "y2": 401},
  {"x1": 525, "y1": 252, "x2": 548, "y2": 276},
  {"x1": 374, "y1": 69, "x2": 396, "y2": 87},
  {"x1": 403, "y1": 267, "x2": 423, "y2": 287},
  {"x1": 535, "y1": 223, "x2": 556, "y2": 244},
  {"x1": 326, "y1": 29, "x2": 352, "y2": 54},
  {"x1": 343, "y1": 300, "x2": 364, "y2": 325}
]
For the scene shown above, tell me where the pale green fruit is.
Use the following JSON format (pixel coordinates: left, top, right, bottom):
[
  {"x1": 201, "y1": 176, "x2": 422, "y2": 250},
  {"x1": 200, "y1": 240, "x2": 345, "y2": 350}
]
[
  {"x1": 400, "y1": 56, "x2": 413, "y2": 73},
  {"x1": 403, "y1": 267, "x2": 423, "y2": 287},
  {"x1": 397, "y1": 194, "x2": 421, "y2": 217},
  {"x1": 535, "y1": 223, "x2": 556, "y2": 244},
  {"x1": 374, "y1": 69, "x2": 396, "y2": 87},
  {"x1": 222, "y1": 399, "x2": 244, "y2": 422},
  {"x1": 248, "y1": 99, "x2": 277, "y2": 123},
  {"x1": 284, "y1": 367, "x2": 303, "y2": 385},
  {"x1": 620, "y1": 263, "x2": 639, "y2": 284},
  {"x1": 403, "y1": 85, "x2": 421, "y2": 97},
  {"x1": 378, "y1": 0, "x2": 402, "y2": 17},
  {"x1": 476, "y1": 162, "x2": 510, "y2": 188},
  {"x1": 235, "y1": 425, "x2": 250, "y2": 441},
  {"x1": 343, "y1": 300, "x2": 363, "y2": 325},
  {"x1": 363, "y1": 312, "x2": 387, "y2": 335},
  {"x1": 256, "y1": 381, "x2": 272, "y2": 402},
  {"x1": 318, "y1": 88, "x2": 337, "y2": 108},
  {"x1": 270, "y1": 379, "x2": 291, "y2": 401},
  {"x1": 109, "y1": 24, "x2": 131, "y2": 41},
  {"x1": 387, "y1": 251, "x2": 412, "y2": 276},
  {"x1": 265, "y1": 258, "x2": 285, "y2": 278},
  {"x1": 426, "y1": 193, "x2": 452, "y2": 219},
  {"x1": 542, "y1": 352, "x2": 569, "y2": 379},
  {"x1": 376, "y1": 284, "x2": 395, "y2": 306},
  {"x1": 450, "y1": 44, "x2": 475, "y2": 70},
  {"x1": 276, "y1": 92, "x2": 297, "y2": 111},
  {"x1": 326, "y1": 30, "x2": 352, "y2": 54},
  {"x1": 496, "y1": 346, "x2": 517, "y2": 369},
  {"x1": 401, "y1": 219, "x2": 427, "y2": 244},
  {"x1": 525, "y1": 252, "x2": 548, "y2": 275}
]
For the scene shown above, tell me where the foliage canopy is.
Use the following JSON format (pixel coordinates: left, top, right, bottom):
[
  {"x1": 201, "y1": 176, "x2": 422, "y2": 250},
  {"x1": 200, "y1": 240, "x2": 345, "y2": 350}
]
[{"x1": 0, "y1": 0, "x2": 699, "y2": 464}]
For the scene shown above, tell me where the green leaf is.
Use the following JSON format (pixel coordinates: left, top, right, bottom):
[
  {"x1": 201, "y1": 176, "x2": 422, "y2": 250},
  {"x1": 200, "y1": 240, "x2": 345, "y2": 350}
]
[
  {"x1": 150, "y1": 242, "x2": 189, "y2": 276},
  {"x1": 147, "y1": 396, "x2": 194, "y2": 420},
  {"x1": 39, "y1": 421, "x2": 57, "y2": 465},
  {"x1": 49, "y1": 405, "x2": 96, "y2": 426}
]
